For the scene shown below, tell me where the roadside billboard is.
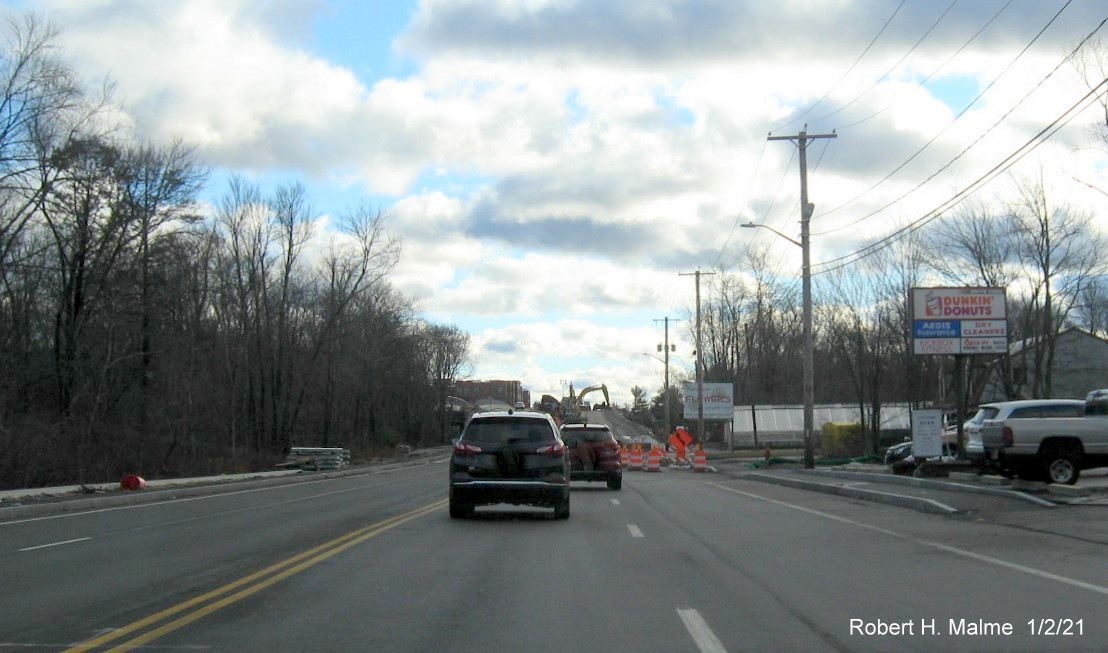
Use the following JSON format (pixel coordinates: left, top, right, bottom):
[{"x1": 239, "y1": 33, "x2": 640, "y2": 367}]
[
  {"x1": 910, "y1": 287, "x2": 1007, "y2": 355},
  {"x1": 682, "y1": 382, "x2": 734, "y2": 420}
]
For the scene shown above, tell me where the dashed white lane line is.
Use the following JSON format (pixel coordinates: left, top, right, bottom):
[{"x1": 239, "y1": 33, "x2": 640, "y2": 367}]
[
  {"x1": 611, "y1": 499, "x2": 621, "y2": 505},
  {"x1": 708, "y1": 481, "x2": 1108, "y2": 598},
  {"x1": 19, "y1": 536, "x2": 92, "y2": 552},
  {"x1": 677, "y1": 608, "x2": 727, "y2": 653},
  {"x1": 627, "y1": 524, "x2": 644, "y2": 538}
]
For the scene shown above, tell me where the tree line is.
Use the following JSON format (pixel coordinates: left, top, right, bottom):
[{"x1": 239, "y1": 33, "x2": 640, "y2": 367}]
[
  {"x1": 0, "y1": 16, "x2": 470, "y2": 488},
  {"x1": 685, "y1": 170, "x2": 1108, "y2": 455}
]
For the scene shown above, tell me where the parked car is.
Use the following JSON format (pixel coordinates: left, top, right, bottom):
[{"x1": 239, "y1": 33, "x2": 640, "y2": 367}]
[
  {"x1": 883, "y1": 436, "x2": 957, "y2": 474},
  {"x1": 980, "y1": 393, "x2": 1106, "y2": 484},
  {"x1": 961, "y1": 399, "x2": 1086, "y2": 462},
  {"x1": 449, "y1": 409, "x2": 570, "y2": 518},
  {"x1": 560, "y1": 423, "x2": 623, "y2": 490}
]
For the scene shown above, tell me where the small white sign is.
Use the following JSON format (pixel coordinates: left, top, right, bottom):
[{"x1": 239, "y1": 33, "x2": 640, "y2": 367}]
[{"x1": 912, "y1": 409, "x2": 943, "y2": 458}]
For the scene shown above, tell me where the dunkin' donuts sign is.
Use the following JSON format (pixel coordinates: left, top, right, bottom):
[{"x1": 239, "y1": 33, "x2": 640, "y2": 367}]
[{"x1": 910, "y1": 287, "x2": 1006, "y2": 355}]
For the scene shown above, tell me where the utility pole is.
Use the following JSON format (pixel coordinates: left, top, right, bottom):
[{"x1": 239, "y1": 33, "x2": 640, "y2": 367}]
[
  {"x1": 653, "y1": 317, "x2": 680, "y2": 439},
  {"x1": 768, "y1": 126, "x2": 836, "y2": 469},
  {"x1": 680, "y1": 269, "x2": 714, "y2": 444}
]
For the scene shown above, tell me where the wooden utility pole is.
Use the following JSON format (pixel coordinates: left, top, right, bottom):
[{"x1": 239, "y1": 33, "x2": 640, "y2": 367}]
[
  {"x1": 653, "y1": 317, "x2": 680, "y2": 439},
  {"x1": 680, "y1": 269, "x2": 714, "y2": 443},
  {"x1": 768, "y1": 126, "x2": 836, "y2": 469}
]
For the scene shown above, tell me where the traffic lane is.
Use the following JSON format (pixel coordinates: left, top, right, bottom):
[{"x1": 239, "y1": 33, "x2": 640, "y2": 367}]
[
  {"x1": 0, "y1": 460, "x2": 445, "y2": 551},
  {"x1": 616, "y1": 472, "x2": 1107, "y2": 652},
  {"x1": 139, "y1": 478, "x2": 747, "y2": 653},
  {"x1": 0, "y1": 464, "x2": 446, "y2": 647}
]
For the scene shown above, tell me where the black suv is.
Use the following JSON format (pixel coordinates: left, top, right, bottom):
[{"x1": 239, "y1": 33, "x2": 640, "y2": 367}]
[
  {"x1": 560, "y1": 423, "x2": 622, "y2": 490},
  {"x1": 449, "y1": 410, "x2": 570, "y2": 519}
]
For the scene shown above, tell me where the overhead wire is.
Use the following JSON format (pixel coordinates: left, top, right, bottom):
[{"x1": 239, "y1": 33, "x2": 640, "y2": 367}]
[
  {"x1": 835, "y1": 0, "x2": 1015, "y2": 131},
  {"x1": 811, "y1": 8, "x2": 1103, "y2": 239},
  {"x1": 773, "y1": 0, "x2": 908, "y2": 132},
  {"x1": 810, "y1": 74, "x2": 1108, "y2": 276},
  {"x1": 765, "y1": 138, "x2": 834, "y2": 282},
  {"x1": 812, "y1": 9, "x2": 1105, "y2": 238},
  {"x1": 713, "y1": 137, "x2": 769, "y2": 268},
  {"x1": 809, "y1": 0, "x2": 961, "y2": 126}
]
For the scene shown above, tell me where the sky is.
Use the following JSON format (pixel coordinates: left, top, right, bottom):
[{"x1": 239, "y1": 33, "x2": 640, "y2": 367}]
[{"x1": 7, "y1": 0, "x2": 1108, "y2": 406}]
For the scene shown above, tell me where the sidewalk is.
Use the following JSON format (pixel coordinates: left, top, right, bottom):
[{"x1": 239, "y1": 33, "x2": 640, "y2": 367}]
[{"x1": 715, "y1": 459, "x2": 1108, "y2": 514}]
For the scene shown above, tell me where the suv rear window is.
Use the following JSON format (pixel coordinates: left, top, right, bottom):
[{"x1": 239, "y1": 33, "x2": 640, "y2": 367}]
[
  {"x1": 1008, "y1": 404, "x2": 1084, "y2": 419},
  {"x1": 561, "y1": 428, "x2": 613, "y2": 446},
  {"x1": 463, "y1": 417, "x2": 555, "y2": 444}
]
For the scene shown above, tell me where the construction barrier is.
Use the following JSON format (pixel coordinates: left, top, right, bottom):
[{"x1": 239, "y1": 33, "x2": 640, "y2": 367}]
[
  {"x1": 645, "y1": 446, "x2": 662, "y2": 472},
  {"x1": 629, "y1": 445, "x2": 644, "y2": 471},
  {"x1": 620, "y1": 447, "x2": 631, "y2": 469},
  {"x1": 692, "y1": 446, "x2": 708, "y2": 473}
]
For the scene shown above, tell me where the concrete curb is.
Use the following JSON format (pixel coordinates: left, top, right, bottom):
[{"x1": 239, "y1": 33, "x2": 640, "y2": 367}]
[
  {"x1": 0, "y1": 453, "x2": 450, "y2": 522},
  {"x1": 801, "y1": 469, "x2": 1057, "y2": 508},
  {"x1": 745, "y1": 471, "x2": 960, "y2": 515}
]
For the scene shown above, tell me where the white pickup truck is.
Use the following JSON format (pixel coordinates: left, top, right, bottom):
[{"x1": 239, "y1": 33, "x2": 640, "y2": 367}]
[{"x1": 980, "y1": 389, "x2": 1108, "y2": 484}]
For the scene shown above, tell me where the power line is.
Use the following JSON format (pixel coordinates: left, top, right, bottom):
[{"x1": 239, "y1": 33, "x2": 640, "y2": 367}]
[
  {"x1": 773, "y1": 0, "x2": 908, "y2": 132},
  {"x1": 762, "y1": 137, "x2": 834, "y2": 283},
  {"x1": 713, "y1": 137, "x2": 769, "y2": 268},
  {"x1": 809, "y1": 0, "x2": 960, "y2": 125},
  {"x1": 811, "y1": 0, "x2": 1080, "y2": 229},
  {"x1": 834, "y1": 0, "x2": 1015, "y2": 131},
  {"x1": 811, "y1": 75, "x2": 1108, "y2": 276}
]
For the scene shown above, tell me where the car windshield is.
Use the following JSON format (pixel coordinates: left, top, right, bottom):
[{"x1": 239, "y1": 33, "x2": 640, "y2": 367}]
[{"x1": 463, "y1": 417, "x2": 554, "y2": 444}]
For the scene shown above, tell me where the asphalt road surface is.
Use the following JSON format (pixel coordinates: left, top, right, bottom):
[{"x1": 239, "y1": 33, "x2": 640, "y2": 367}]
[{"x1": 2, "y1": 460, "x2": 1106, "y2": 652}]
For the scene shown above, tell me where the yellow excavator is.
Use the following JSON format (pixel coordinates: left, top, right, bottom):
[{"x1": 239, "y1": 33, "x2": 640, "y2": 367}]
[{"x1": 577, "y1": 384, "x2": 610, "y2": 411}]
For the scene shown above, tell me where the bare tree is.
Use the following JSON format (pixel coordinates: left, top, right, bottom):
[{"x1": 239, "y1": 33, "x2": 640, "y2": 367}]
[{"x1": 1007, "y1": 173, "x2": 1106, "y2": 397}]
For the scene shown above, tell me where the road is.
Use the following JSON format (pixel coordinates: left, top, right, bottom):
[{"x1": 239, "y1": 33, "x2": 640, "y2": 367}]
[{"x1": 2, "y1": 460, "x2": 1106, "y2": 652}]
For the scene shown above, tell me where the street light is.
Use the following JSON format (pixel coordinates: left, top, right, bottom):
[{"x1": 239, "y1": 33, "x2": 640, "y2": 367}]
[
  {"x1": 641, "y1": 352, "x2": 671, "y2": 439},
  {"x1": 743, "y1": 209, "x2": 815, "y2": 469}
]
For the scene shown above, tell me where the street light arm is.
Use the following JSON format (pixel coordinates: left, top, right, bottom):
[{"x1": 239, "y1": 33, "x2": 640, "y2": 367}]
[{"x1": 742, "y1": 221, "x2": 801, "y2": 248}]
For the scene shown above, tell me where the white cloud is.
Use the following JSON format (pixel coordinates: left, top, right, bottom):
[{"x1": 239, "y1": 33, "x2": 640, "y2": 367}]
[{"x1": 27, "y1": 0, "x2": 1108, "y2": 406}]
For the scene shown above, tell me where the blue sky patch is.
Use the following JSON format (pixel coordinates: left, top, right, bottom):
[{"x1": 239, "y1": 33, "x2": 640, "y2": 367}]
[{"x1": 922, "y1": 74, "x2": 981, "y2": 113}]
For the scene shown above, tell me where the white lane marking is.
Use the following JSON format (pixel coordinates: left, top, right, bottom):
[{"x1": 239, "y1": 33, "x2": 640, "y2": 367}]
[
  {"x1": 677, "y1": 608, "x2": 727, "y2": 653},
  {"x1": 18, "y1": 536, "x2": 92, "y2": 552},
  {"x1": 708, "y1": 481, "x2": 1108, "y2": 597},
  {"x1": 611, "y1": 499, "x2": 621, "y2": 505},
  {"x1": 1, "y1": 468, "x2": 440, "y2": 527},
  {"x1": 627, "y1": 524, "x2": 644, "y2": 538}
]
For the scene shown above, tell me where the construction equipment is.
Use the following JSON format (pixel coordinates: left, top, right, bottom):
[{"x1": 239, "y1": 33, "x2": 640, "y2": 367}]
[{"x1": 577, "y1": 384, "x2": 610, "y2": 410}]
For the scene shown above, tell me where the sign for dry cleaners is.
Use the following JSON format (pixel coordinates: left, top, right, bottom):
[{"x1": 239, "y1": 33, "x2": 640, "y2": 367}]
[{"x1": 910, "y1": 287, "x2": 1007, "y2": 355}]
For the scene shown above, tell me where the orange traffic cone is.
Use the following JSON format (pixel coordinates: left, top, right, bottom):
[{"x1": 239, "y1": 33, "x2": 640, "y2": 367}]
[{"x1": 692, "y1": 444, "x2": 708, "y2": 473}]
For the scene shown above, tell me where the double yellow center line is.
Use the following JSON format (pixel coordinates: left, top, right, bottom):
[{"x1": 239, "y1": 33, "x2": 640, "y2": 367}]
[{"x1": 65, "y1": 498, "x2": 447, "y2": 652}]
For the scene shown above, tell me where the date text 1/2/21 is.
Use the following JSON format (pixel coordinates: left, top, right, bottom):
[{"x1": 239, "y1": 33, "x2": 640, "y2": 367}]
[{"x1": 1028, "y1": 619, "x2": 1083, "y2": 636}]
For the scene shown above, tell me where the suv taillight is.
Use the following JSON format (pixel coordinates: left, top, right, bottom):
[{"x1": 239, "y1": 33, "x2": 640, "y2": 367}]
[
  {"x1": 1002, "y1": 426, "x2": 1013, "y2": 447},
  {"x1": 453, "y1": 442, "x2": 482, "y2": 456},
  {"x1": 536, "y1": 443, "x2": 566, "y2": 457}
]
